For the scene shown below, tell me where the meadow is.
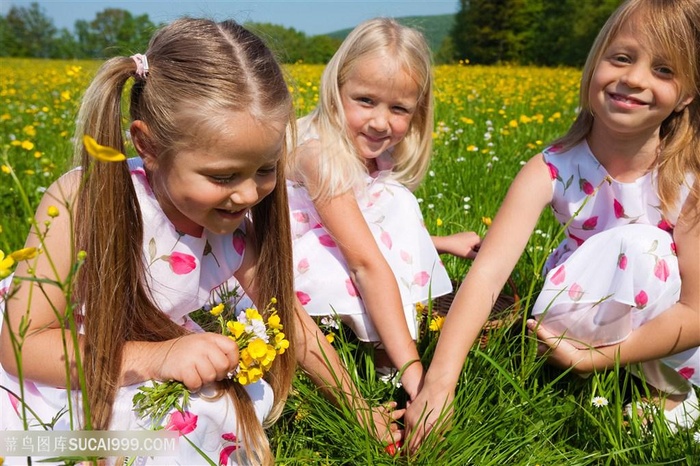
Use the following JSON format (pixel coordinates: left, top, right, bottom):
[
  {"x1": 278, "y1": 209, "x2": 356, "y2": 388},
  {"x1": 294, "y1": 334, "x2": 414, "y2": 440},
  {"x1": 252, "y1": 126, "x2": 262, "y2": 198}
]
[{"x1": 1, "y1": 58, "x2": 699, "y2": 465}]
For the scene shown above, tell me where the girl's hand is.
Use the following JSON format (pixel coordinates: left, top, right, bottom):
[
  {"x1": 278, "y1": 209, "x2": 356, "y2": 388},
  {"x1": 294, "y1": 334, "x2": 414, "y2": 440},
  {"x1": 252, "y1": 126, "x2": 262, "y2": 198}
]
[
  {"x1": 363, "y1": 401, "x2": 405, "y2": 445},
  {"x1": 404, "y1": 386, "x2": 454, "y2": 453},
  {"x1": 432, "y1": 232, "x2": 481, "y2": 259},
  {"x1": 155, "y1": 333, "x2": 239, "y2": 391},
  {"x1": 526, "y1": 319, "x2": 594, "y2": 373}
]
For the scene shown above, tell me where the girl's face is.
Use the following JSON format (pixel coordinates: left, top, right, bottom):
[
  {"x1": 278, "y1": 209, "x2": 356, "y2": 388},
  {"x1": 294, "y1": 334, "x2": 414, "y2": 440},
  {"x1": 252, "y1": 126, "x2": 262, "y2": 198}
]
[
  {"x1": 340, "y1": 53, "x2": 420, "y2": 166},
  {"x1": 145, "y1": 111, "x2": 285, "y2": 236},
  {"x1": 588, "y1": 23, "x2": 693, "y2": 140}
]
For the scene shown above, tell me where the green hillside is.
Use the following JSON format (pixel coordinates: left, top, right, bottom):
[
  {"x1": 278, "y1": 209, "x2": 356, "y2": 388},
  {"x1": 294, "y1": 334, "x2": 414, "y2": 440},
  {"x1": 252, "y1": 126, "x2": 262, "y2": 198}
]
[{"x1": 324, "y1": 14, "x2": 454, "y2": 52}]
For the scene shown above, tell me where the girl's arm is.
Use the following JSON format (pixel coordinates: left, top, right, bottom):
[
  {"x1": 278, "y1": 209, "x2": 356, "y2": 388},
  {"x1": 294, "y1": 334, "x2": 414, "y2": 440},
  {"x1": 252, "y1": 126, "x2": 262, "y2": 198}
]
[
  {"x1": 296, "y1": 143, "x2": 424, "y2": 399},
  {"x1": 531, "y1": 185, "x2": 700, "y2": 371},
  {"x1": 0, "y1": 172, "x2": 238, "y2": 391},
  {"x1": 404, "y1": 154, "x2": 553, "y2": 450},
  {"x1": 234, "y1": 228, "x2": 404, "y2": 443}
]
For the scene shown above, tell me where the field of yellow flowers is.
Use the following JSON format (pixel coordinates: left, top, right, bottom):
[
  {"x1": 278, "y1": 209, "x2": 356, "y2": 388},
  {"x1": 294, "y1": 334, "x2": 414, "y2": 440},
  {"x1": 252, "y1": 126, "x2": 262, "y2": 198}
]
[
  {"x1": 1, "y1": 58, "x2": 578, "y2": 256},
  {"x1": 3, "y1": 58, "x2": 699, "y2": 465}
]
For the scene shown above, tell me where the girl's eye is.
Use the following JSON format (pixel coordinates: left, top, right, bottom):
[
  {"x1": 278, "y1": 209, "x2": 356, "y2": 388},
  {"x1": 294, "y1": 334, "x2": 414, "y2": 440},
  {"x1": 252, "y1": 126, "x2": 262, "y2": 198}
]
[
  {"x1": 612, "y1": 54, "x2": 631, "y2": 64},
  {"x1": 210, "y1": 175, "x2": 235, "y2": 184},
  {"x1": 392, "y1": 105, "x2": 410, "y2": 114},
  {"x1": 357, "y1": 97, "x2": 373, "y2": 105},
  {"x1": 655, "y1": 65, "x2": 674, "y2": 77},
  {"x1": 257, "y1": 166, "x2": 277, "y2": 176}
]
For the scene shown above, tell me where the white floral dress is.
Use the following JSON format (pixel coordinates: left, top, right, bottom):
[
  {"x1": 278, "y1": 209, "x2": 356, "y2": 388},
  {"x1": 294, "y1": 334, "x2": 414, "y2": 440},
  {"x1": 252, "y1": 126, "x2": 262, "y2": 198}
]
[
  {"x1": 0, "y1": 158, "x2": 273, "y2": 465},
  {"x1": 287, "y1": 130, "x2": 452, "y2": 342},
  {"x1": 532, "y1": 141, "x2": 700, "y2": 388}
]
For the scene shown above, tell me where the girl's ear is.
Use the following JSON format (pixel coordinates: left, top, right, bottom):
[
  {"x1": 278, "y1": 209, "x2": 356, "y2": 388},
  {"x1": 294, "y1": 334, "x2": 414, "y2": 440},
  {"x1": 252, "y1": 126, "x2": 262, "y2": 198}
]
[
  {"x1": 675, "y1": 95, "x2": 694, "y2": 113},
  {"x1": 130, "y1": 120, "x2": 158, "y2": 170}
]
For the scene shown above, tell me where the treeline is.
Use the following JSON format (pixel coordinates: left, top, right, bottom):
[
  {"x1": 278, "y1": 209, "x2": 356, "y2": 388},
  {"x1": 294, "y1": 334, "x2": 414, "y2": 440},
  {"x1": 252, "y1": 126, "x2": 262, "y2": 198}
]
[
  {"x1": 1, "y1": 1, "x2": 621, "y2": 66},
  {"x1": 449, "y1": 0, "x2": 623, "y2": 66},
  {"x1": 0, "y1": 2, "x2": 342, "y2": 63}
]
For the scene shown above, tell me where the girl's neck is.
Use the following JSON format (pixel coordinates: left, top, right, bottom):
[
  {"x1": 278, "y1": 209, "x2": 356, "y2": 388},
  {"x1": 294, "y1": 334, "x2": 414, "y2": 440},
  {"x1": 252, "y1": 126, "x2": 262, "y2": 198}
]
[{"x1": 586, "y1": 124, "x2": 660, "y2": 183}]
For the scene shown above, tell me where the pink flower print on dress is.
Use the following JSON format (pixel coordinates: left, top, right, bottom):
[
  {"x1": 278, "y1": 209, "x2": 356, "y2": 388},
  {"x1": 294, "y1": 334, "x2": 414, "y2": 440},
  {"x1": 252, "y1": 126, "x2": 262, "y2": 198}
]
[
  {"x1": 319, "y1": 234, "x2": 337, "y2": 248},
  {"x1": 568, "y1": 283, "x2": 584, "y2": 301},
  {"x1": 345, "y1": 278, "x2": 359, "y2": 297},
  {"x1": 549, "y1": 144, "x2": 563, "y2": 153},
  {"x1": 550, "y1": 265, "x2": 566, "y2": 285},
  {"x1": 400, "y1": 250, "x2": 413, "y2": 264},
  {"x1": 617, "y1": 253, "x2": 628, "y2": 270},
  {"x1": 582, "y1": 216, "x2": 598, "y2": 230},
  {"x1": 296, "y1": 291, "x2": 311, "y2": 305},
  {"x1": 634, "y1": 290, "x2": 648, "y2": 309},
  {"x1": 165, "y1": 252, "x2": 197, "y2": 275},
  {"x1": 613, "y1": 199, "x2": 625, "y2": 219},
  {"x1": 232, "y1": 230, "x2": 246, "y2": 256},
  {"x1": 380, "y1": 231, "x2": 392, "y2": 249},
  {"x1": 293, "y1": 211, "x2": 309, "y2": 223},
  {"x1": 165, "y1": 410, "x2": 198, "y2": 435},
  {"x1": 297, "y1": 258, "x2": 310, "y2": 274},
  {"x1": 657, "y1": 218, "x2": 673, "y2": 232},
  {"x1": 219, "y1": 432, "x2": 239, "y2": 466},
  {"x1": 568, "y1": 232, "x2": 585, "y2": 246},
  {"x1": 413, "y1": 271, "x2": 430, "y2": 287},
  {"x1": 678, "y1": 367, "x2": 695, "y2": 380},
  {"x1": 546, "y1": 162, "x2": 559, "y2": 181},
  {"x1": 671, "y1": 242, "x2": 677, "y2": 255},
  {"x1": 654, "y1": 259, "x2": 670, "y2": 282},
  {"x1": 579, "y1": 178, "x2": 595, "y2": 195}
]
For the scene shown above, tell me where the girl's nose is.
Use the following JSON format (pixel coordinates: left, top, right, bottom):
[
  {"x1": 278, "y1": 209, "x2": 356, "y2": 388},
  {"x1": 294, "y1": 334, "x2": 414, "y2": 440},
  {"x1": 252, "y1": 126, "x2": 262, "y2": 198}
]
[
  {"x1": 369, "y1": 109, "x2": 389, "y2": 132},
  {"x1": 620, "y1": 64, "x2": 648, "y2": 89},
  {"x1": 230, "y1": 177, "x2": 259, "y2": 206}
]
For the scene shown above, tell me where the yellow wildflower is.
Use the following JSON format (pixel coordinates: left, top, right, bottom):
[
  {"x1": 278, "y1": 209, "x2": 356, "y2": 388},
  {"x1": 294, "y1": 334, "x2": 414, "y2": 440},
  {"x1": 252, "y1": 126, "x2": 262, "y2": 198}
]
[
  {"x1": 247, "y1": 338, "x2": 268, "y2": 360},
  {"x1": 1, "y1": 165, "x2": 11, "y2": 174},
  {"x1": 436, "y1": 218, "x2": 443, "y2": 227},
  {"x1": 47, "y1": 206, "x2": 60, "y2": 218},
  {"x1": 325, "y1": 333, "x2": 335, "y2": 344},
  {"x1": 268, "y1": 313, "x2": 282, "y2": 331},
  {"x1": 244, "y1": 307, "x2": 262, "y2": 322},
  {"x1": 429, "y1": 315, "x2": 445, "y2": 332},
  {"x1": 209, "y1": 303, "x2": 225, "y2": 317},
  {"x1": 0, "y1": 251, "x2": 15, "y2": 279},
  {"x1": 227, "y1": 320, "x2": 246, "y2": 339},
  {"x1": 83, "y1": 135, "x2": 126, "y2": 162},
  {"x1": 21, "y1": 140, "x2": 34, "y2": 151},
  {"x1": 275, "y1": 333, "x2": 289, "y2": 354},
  {"x1": 10, "y1": 247, "x2": 38, "y2": 262},
  {"x1": 482, "y1": 216, "x2": 492, "y2": 227}
]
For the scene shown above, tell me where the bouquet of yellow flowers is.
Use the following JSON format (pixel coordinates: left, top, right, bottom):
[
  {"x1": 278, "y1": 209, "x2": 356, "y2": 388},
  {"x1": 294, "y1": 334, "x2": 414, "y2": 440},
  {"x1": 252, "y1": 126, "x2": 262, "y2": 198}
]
[{"x1": 133, "y1": 295, "x2": 288, "y2": 422}]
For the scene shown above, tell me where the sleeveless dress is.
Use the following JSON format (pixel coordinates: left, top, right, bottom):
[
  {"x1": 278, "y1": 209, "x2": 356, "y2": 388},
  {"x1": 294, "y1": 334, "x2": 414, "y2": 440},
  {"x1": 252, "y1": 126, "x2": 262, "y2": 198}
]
[
  {"x1": 287, "y1": 126, "x2": 452, "y2": 342},
  {"x1": 0, "y1": 158, "x2": 273, "y2": 465},
  {"x1": 532, "y1": 141, "x2": 700, "y2": 388}
]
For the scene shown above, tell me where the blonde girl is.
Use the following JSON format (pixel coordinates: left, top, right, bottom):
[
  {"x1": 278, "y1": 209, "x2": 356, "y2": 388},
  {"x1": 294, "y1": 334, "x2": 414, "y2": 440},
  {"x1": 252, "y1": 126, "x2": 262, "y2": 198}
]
[
  {"x1": 406, "y1": 0, "x2": 700, "y2": 450},
  {"x1": 286, "y1": 18, "x2": 478, "y2": 402},
  {"x1": 0, "y1": 18, "x2": 396, "y2": 465}
]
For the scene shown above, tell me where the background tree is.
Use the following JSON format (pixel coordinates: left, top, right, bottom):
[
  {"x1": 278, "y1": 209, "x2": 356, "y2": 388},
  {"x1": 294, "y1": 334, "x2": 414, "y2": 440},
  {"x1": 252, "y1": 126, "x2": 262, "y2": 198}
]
[
  {"x1": 74, "y1": 8, "x2": 156, "y2": 58},
  {"x1": 1, "y1": 2, "x2": 56, "y2": 58}
]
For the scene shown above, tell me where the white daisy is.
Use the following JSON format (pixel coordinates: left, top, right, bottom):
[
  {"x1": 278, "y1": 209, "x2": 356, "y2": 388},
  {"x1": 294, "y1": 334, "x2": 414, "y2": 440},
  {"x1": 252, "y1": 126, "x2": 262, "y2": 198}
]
[{"x1": 591, "y1": 396, "x2": 609, "y2": 408}]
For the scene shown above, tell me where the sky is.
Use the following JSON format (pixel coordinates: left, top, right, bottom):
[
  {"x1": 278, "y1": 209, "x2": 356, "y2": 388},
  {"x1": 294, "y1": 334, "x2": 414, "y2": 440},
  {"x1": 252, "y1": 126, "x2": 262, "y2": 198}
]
[{"x1": 0, "y1": 1, "x2": 460, "y2": 36}]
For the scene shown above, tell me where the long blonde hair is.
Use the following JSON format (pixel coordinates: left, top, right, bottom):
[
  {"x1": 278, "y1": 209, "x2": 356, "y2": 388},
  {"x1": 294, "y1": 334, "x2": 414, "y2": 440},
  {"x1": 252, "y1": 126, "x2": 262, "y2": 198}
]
[
  {"x1": 290, "y1": 17, "x2": 434, "y2": 200},
  {"x1": 553, "y1": 0, "x2": 700, "y2": 218},
  {"x1": 73, "y1": 18, "x2": 296, "y2": 464}
]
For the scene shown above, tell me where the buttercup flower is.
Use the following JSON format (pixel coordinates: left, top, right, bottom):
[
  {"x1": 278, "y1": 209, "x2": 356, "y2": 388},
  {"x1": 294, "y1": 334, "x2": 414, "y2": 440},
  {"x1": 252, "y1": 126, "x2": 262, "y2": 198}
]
[
  {"x1": 83, "y1": 135, "x2": 126, "y2": 162},
  {"x1": 0, "y1": 250, "x2": 15, "y2": 279},
  {"x1": 47, "y1": 205, "x2": 60, "y2": 218}
]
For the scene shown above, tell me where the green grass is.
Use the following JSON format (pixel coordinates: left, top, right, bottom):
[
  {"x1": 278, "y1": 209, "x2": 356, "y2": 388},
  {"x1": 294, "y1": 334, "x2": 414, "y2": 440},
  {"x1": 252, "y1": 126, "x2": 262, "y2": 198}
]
[{"x1": 1, "y1": 58, "x2": 698, "y2": 465}]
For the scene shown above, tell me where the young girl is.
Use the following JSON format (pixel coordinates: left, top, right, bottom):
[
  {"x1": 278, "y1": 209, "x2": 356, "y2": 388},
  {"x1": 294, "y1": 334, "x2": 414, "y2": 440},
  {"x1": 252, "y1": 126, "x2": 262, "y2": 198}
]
[
  {"x1": 405, "y1": 0, "x2": 700, "y2": 450},
  {"x1": 0, "y1": 18, "x2": 398, "y2": 465},
  {"x1": 286, "y1": 18, "x2": 479, "y2": 400}
]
